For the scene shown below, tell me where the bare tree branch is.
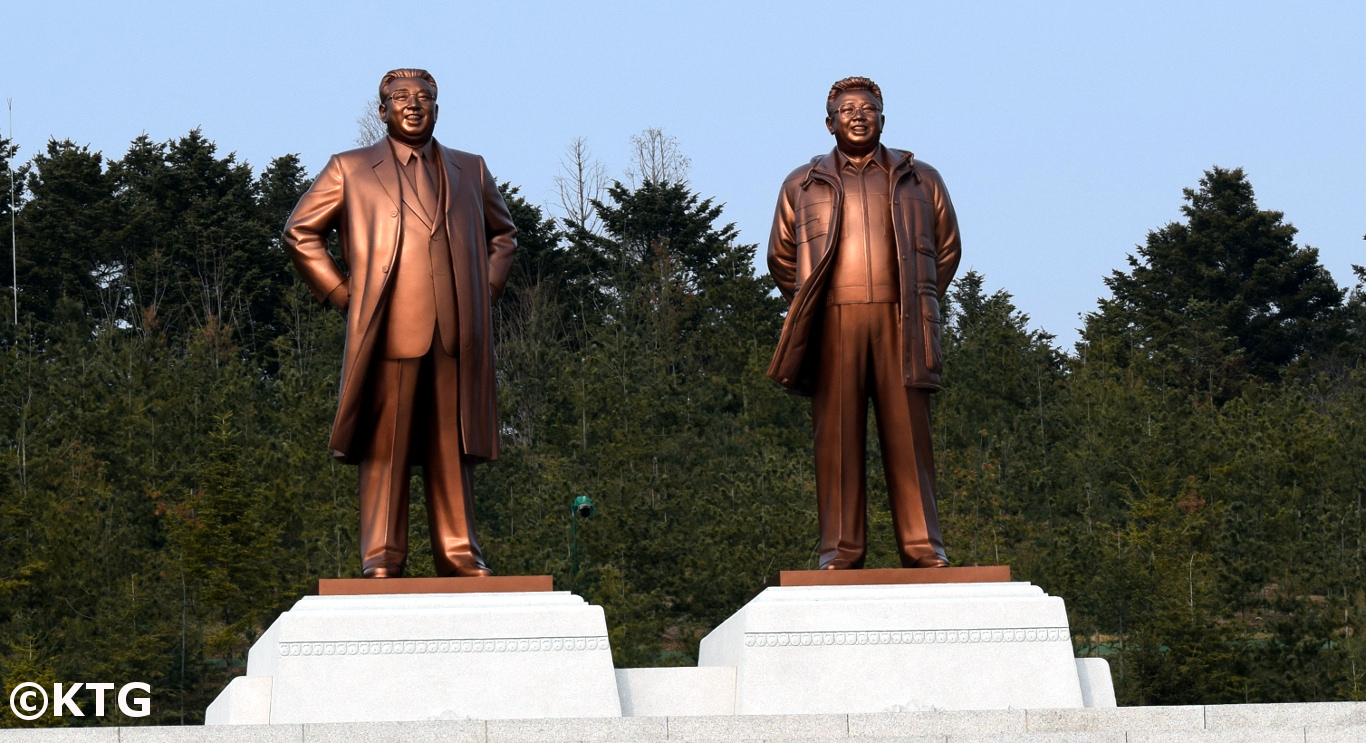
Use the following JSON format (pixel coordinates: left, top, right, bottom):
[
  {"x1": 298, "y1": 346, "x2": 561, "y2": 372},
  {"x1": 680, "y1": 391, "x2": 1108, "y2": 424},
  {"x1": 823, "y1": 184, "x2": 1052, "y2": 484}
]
[
  {"x1": 553, "y1": 136, "x2": 608, "y2": 235},
  {"x1": 624, "y1": 128, "x2": 690, "y2": 188},
  {"x1": 355, "y1": 95, "x2": 385, "y2": 147}
]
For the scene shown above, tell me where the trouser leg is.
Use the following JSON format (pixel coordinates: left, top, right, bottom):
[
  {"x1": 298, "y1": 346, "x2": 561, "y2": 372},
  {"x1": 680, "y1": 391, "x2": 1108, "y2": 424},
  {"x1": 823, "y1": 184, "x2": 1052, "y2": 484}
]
[
  {"x1": 357, "y1": 357, "x2": 421, "y2": 575},
  {"x1": 870, "y1": 304, "x2": 948, "y2": 567},
  {"x1": 419, "y1": 345, "x2": 489, "y2": 576},
  {"x1": 813, "y1": 304, "x2": 871, "y2": 569}
]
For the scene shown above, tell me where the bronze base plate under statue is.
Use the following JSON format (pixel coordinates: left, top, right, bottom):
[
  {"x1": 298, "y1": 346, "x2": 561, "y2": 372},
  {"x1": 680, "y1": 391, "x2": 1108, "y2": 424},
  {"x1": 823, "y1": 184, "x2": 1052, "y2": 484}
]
[
  {"x1": 773, "y1": 565, "x2": 1009, "y2": 588},
  {"x1": 316, "y1": 575, "x2": 553, "y2": 596}
]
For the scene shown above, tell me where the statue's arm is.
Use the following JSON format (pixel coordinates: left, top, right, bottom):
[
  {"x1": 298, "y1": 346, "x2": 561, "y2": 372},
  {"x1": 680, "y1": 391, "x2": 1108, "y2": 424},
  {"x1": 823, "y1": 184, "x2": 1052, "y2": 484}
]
[
  {"x1": 931, "y1": 173, "x2": 962, "y2": 298},
  {"x1": 767, "y1": 182, "x2": 799, "y2": 302},
  {"x1": 480, "y1": 157, "x2": 517, "y2": 304},
  {"x1": 284, "y1": 156, "x2": 349, "y2": 306}
]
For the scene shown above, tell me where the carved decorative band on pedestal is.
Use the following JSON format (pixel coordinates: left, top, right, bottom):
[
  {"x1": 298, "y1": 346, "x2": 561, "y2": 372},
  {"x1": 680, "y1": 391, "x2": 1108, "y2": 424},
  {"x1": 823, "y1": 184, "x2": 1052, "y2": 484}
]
[
  {"x1": 742, "y1": 627, "x2": 1069, "y2": 648},
  {"x1": 278, "y1": 635, "x2": 609, "y2": 657}
]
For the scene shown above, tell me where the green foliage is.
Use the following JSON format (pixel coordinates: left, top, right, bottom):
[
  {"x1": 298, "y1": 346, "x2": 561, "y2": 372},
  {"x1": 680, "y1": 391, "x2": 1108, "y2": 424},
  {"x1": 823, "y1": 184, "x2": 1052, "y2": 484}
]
[
  {"x1": 3, "y1": 133, "x2": 1366, "y2": 724},
  {"x1": 0, "y1": 132, "x2": 347, "y2": 723},
  {"x1": 479, "y1": 176, "x2": 806, "y2": 666},
  {"x1": 12, "y1": 140, "x2": 113, "y2": 323},
  {"x1": 1083, "y1": 166, "x2": 1344, "y2": 395}
]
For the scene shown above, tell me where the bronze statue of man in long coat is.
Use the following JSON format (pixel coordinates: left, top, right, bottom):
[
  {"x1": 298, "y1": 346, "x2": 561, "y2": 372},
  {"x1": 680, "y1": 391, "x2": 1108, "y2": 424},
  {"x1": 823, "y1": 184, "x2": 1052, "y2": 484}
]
[
  {"x1": 768, "y1": 76, "x2": 961, "y2": 570},
  {"x1": 284, "y1": 68, "x2": 516, "y2": 578}
]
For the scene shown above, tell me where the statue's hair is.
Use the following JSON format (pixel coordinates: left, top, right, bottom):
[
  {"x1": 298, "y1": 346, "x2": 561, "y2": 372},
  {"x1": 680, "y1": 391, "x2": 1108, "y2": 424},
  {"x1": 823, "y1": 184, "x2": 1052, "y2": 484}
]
[
  {"x1": 379, "y1": 68, "x2": 438, "y2": 101},
  {"x1": 826, "y1": 76, "x2": 883, "y2": 115}
]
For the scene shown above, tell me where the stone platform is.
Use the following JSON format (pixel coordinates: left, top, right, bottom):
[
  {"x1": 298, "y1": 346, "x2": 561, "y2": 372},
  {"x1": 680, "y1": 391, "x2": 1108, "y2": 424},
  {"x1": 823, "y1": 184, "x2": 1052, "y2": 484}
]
[
  {"x1": 206, "y1": 580, "x2": 621, "y2": 724},
  {"x1": 208, "y1": 570, "x2": 1114, "y2": 724},
  {"x1": 8, "y1": 703, "x2": 1366, "y2": 741},
  {"x1": 693, "y1": 581, "x2": 1108, "y2": 714}
]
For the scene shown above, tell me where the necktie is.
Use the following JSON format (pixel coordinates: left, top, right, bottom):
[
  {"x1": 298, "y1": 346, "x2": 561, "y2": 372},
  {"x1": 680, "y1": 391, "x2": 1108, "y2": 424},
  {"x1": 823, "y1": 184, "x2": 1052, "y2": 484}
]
[{"x1": 408, "y1": 151, "x2": 439, "y2": 222}]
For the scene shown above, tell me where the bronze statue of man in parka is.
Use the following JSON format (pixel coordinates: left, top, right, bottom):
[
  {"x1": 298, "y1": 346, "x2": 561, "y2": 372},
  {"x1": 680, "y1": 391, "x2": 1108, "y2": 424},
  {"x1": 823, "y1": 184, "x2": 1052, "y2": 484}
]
[
  {"x1": 767, "y1": 76, "x2": 961, "y2": 569},
  {"x1": 284, "y1": 68, "x2": 516, "y2": 578}
]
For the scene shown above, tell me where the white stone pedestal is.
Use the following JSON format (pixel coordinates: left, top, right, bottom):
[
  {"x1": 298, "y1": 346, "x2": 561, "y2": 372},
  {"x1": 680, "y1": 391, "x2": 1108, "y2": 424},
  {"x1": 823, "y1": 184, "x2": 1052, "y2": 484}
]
[
  {"x1": 697, "y1": 582, "x2": 1112, "y2": 714},
  {"x1": 206, "y1": 591, "x2": 621, "y2": 724}
]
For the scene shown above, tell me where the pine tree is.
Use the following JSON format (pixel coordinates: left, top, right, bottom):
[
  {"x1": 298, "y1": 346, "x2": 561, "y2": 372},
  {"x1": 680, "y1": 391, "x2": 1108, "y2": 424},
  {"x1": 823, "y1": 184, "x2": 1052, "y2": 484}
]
[
  {"x1": 12, "y1": 140, "x2": 113, "y2": 325},
  {"x1": 1083, "y1": 167, "x2": 1343, "y2": 394}
]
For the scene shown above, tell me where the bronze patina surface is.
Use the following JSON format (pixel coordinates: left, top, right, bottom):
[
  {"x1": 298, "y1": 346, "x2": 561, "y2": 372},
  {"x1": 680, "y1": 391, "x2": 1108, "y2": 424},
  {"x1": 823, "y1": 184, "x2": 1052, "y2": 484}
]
[
  {"x1": 774, "y1": 566, "x2": 1010, "y2": 587},
  {"x1": 284, "y1": 69, "x2": 516, "y2": 578},
  {"x1": 768, "y1": 77, "x2": 962, "y2": 570},
  {"x1": 317, "y1": 576, "x2": 553, "y2": 596}
]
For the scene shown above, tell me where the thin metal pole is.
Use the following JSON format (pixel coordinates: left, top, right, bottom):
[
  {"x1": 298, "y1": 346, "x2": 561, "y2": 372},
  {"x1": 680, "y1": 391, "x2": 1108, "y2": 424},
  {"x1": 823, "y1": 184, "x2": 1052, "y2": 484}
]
[
  {"x1": 570, "y1": 507, "x2": 579, "y2": 590},
  {"x1": 7, "y1": 98, "x2": 15, "y2": 323}
]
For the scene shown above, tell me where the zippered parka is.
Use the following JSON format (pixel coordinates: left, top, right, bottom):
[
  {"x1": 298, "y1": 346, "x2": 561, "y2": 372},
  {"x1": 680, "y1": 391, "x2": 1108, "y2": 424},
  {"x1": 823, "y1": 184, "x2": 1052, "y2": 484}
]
[{"x1": 766, "y1": 146, "x2": 961, "y2": 394}]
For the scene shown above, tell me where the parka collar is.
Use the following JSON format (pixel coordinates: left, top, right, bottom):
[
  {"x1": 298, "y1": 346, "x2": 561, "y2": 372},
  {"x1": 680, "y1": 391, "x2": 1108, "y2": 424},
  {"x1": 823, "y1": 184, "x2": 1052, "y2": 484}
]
[{"x1": 804, "y1": 146, "x2": 916, "y2": 188}]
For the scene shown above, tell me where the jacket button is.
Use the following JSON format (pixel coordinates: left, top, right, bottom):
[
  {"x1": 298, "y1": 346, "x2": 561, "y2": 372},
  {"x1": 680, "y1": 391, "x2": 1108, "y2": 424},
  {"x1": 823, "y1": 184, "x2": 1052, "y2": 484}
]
[
  {"x1": 390, "y1": 211, "x2": 398, "y2": 218},
  {"x1": 382, "y1": 266, "x2": 389, "y2": 273}
]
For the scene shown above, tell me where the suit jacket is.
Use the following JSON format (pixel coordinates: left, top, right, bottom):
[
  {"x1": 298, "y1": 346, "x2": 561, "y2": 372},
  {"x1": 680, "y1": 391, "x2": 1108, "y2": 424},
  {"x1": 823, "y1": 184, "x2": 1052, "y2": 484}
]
[
  {"x1": 283, "y1": 138, "x2": 516, "y2": 463},
  {"x1": 766, "y1": 146, "x2": 960, "y2": 394}
]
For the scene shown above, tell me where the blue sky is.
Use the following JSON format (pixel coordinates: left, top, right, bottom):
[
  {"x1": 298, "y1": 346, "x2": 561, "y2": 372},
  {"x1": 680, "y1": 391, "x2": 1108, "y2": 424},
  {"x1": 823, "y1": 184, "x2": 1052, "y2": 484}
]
[{"x1": 5, "y1": 1, "x2": 1364, "y2": 347}]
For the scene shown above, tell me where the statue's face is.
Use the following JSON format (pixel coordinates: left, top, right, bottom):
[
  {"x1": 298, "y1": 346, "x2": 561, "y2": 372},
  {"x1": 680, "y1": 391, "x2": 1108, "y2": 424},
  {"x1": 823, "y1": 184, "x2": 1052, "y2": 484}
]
[
  {"x1": 379, "y1": 77, "x2": 439, "y2": 146},
  {"x1": 825, "y1": 90, "x2": 884, "y2": 154}
]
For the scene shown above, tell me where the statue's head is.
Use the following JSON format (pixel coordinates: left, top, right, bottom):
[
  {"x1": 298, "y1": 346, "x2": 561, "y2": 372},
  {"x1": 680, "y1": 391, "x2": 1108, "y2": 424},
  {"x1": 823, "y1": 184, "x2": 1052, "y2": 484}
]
[
  {"x1": 378, "y1": 68, "x2": 439, "y2": 146},
  {"x1": 825, "y1": 76, "x2": 885, "y2": 155}
]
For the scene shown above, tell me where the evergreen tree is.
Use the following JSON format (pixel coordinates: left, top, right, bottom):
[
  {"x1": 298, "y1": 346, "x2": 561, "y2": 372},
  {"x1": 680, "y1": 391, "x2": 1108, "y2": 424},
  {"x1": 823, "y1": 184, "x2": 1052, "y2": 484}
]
[
  {"x1": 1083, "y1": 167, "x2": 1343, "y2": 394},
  {"x1": 7, "y1": 123, "x2": 1366, "y2": 719},
  {"x1": 12, "y1": 140, "x2": 113, "y2": 325},
  {"x1": 926, "y1": 271, "x2": 1063, "y2": 570},
  {"x1": 478, "y1": 175, "x2": 803, "y2": 667}
]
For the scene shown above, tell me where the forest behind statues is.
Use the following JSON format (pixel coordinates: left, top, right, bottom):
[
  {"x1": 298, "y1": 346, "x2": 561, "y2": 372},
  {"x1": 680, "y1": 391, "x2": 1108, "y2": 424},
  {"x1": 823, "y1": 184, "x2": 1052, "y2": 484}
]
[{"x1": 3, "y1": 129, "x2": 1366, "y2": 725}]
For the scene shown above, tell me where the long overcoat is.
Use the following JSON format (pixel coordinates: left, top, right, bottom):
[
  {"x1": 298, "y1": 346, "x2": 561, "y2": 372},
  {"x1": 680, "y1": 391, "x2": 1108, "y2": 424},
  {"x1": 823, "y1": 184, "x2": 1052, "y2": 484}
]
[
  {"x1": 283, "y1": 138, "x2": 516, "y2": 463},
  {"x1": 767, "y1": 147, "x2": 961, "y2": 394}
]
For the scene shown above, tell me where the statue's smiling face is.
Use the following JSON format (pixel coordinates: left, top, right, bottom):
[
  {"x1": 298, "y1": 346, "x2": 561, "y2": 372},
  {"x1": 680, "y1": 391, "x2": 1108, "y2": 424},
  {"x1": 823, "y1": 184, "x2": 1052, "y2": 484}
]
[
  {"x1": 380, "y1": 77, "x2": 439, "y2": 146},
  {"x1": 826, "y1": 90, "x2": 884, "y2": 155}
]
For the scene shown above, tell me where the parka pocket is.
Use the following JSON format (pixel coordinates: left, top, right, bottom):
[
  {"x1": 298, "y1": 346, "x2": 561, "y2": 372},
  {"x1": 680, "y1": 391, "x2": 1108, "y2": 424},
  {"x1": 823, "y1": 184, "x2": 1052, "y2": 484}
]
[
  {"x1": 794, "y1": 201, "x2": 830, "y2": 251},
  {"x1": 920, "y1": 293, "x2": 943, "y2": 373}
]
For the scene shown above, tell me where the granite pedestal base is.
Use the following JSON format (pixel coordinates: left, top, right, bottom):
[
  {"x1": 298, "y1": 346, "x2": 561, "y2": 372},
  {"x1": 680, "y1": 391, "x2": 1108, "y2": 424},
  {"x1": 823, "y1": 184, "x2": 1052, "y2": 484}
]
[
  {"x1": 205, "y1": 590, "x2": 620, "y2": 724},
  {"x1": 696, "y1": 581, "x2": 1113, "y2": 714}
]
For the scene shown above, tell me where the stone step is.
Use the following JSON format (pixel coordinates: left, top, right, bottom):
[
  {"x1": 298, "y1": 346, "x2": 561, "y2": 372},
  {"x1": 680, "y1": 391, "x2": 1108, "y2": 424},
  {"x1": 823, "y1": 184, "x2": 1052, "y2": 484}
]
[{"x1": 5, "y1": 704, "x2": 1366, "y2": 742}]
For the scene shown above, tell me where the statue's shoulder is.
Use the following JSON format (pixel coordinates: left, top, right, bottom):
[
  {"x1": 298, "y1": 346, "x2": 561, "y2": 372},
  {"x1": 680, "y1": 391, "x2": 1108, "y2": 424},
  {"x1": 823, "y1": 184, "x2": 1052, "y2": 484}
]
[
  {"x1": 781, "y1": 160, "x2": 814, "y2": 184},
  {"x1": 328, "y1": 141, "x2": 391, "y2": 171},
  {"x1": 912, "y1": 158, "x2": 942, "y2": 177},
  {"x1": 434, "y1": 142, "x2": 485, "y2": 171},
  {"x1": 780, "y1": 152, "x2": 833, "y2": 188},
  {"x1": 884, "y1": 148, "x2": 949, "y2": 193}
]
